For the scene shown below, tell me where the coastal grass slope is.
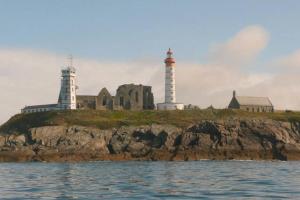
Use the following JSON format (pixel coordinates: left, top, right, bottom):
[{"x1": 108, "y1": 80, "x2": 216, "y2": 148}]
[{"x1": 1, "y1": 109, "x2": 300, "y2": 134}]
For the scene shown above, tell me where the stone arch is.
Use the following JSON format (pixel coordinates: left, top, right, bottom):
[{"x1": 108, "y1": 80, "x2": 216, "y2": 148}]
[{"x1": 96, "y1": 88, "x2": 113, "y2": 110}]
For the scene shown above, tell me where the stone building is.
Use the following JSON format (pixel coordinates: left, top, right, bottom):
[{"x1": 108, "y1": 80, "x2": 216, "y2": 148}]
[
  {"x1": 228, "y1": 91, "x2": 274, "y2": 112},
  {"x1": 77, "y1": 84, "x2": 154, "y2": 111}
]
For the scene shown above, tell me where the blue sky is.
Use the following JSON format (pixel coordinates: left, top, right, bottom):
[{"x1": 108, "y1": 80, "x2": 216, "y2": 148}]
[
  {"x1": 1, "y1": 1, "x2": 300, "y2": 123},
  {"x1": 1, "y1": 0, "x2": 300, "y2": 62}
]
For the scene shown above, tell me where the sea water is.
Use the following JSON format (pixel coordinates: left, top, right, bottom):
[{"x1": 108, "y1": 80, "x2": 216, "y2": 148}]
[{"x1": 0, "y1": 161, "x2": 299, "y2": 199}]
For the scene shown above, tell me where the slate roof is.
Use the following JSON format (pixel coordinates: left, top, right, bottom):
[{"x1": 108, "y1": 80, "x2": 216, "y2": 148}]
[
  {"x1": 235, "y1": 96, "x2": 273, "y2": 106},
  {"x1": 23, "y1": 104, "x2": 58, "y2": 110}
]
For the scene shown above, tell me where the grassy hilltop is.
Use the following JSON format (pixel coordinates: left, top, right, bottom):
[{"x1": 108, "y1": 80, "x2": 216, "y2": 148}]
[{"x1": 1, "y1": 109, "x2": 300, "y2": 134}]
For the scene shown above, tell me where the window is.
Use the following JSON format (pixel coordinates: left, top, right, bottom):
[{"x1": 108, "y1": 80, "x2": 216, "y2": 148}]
[
  {"x1": 120, "y1": 96, "x2": 124, "y2": 106},
  {"x1": 103, "y1": 96, "x2": 107, "y2": 106},
  {"x1": 246, "y1": 107, "x2": 249, "y2": 111},
  {"x1": 72, "y1": 96, "x2": 74, "y2": 101},
  {"x1": 129, "y1": 90, "x2": 133, "y2": 97},
  {"x1": 135, "y1": 92, "x2": 139, "y2": 102}
]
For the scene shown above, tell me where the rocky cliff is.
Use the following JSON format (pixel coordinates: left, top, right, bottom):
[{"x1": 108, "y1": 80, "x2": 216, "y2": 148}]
[{"x1": 1, "y1": 119, "x2": 300, "y2": 162}]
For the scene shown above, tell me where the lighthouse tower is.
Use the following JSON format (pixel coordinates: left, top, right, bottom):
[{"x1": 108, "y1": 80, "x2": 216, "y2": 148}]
[
  {"x1": 157, "y1": 48, "x2": 184, "y2": 110},
  {"x1": 165, "y1": 48, "x2": 176, "y2": 103},
  {"x1": 57, "y1": 57, "x2": 77, "y2": 110}
]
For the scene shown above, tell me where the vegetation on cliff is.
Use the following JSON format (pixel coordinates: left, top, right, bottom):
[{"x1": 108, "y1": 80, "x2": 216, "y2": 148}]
[{"x1": 1, "y1": 109, "x2": 300, "y2": 134}]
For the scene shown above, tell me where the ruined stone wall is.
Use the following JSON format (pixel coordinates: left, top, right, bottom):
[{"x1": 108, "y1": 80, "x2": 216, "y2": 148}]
[
  {"x1": 96, "y1": 88, "x2": 113, "y2": 110},
  {"x1": 76, "y1": 95, "x2": 96, "y2": 110},
  {"x1": 114, "y1": 84, "x2": 154, "y2": 111},
  {"x1": 143, "y1": 86, "x2": 154, "y2": 110},
  {"x1": 77, "y1": 84, "x2": 154, "y2": 111},
  {"x1": 114, "y1": 84, "x2": 143, "y2": 110}
]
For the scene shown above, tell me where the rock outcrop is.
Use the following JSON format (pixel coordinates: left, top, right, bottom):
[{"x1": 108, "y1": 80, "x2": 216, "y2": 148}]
[{"x1": 1, "y1": 119, "x2": 300, "y2": 162}]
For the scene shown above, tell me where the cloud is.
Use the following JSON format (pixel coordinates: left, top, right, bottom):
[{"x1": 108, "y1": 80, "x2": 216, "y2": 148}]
[
  {"x1": 208, "y1": 25, "x2": 269, "y2": 67},
  {"x1": 249, "y1": 74, "x2": 300, "y2": 110},
  {"x1": 254, "y1": 49, "x2": 300, "y2": 110},
  {"x1": 176, "y1": 63, "x2": 272, "y2": 108},
  {"x1": 272, "y1": 49, "x2": 300, "y2": 69},
  {"x1": 1, "y1": 25, "x2": 300, "y2": 125},
  {"x1": 75, "y1": 58, "x2": 162, "y2": 96}
]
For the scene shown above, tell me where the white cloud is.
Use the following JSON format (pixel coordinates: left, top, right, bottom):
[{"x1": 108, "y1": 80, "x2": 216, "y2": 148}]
[
  {"x1": 75, "y1": 58, "x2": 162, "y2": 96},
  {"x1": 257, "y1": 49, "x2": 300, "y2": 110},
  {"x1": 272, "y1": 49, "x2": 300, "y2": 69},
  {"x1": 208, "y1": 25, "x2": 269, "y2": 67},
  {"x1": 1, "y1": 25, "x2": 300, "y2": 125}
]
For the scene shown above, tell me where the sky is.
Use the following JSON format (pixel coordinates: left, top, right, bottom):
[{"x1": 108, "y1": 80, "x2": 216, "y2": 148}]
[{"x1": 1, "y1": 0, "x2": 300, "y2": 124}]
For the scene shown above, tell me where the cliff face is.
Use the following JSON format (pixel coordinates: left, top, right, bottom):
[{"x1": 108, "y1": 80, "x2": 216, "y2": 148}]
[{"x1": 1, "y1": 119, "x2": 300, "y2": 162}]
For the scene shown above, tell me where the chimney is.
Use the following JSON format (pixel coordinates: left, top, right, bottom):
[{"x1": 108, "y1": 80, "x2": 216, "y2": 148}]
[{"x1": 233, "y1": 90, "x2": 236, "y2": 98}]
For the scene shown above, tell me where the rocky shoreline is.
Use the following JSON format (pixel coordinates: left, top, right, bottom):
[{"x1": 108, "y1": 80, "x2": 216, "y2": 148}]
[{"x1": 1, "y1": 119, "x2": 300, "y2": 162}]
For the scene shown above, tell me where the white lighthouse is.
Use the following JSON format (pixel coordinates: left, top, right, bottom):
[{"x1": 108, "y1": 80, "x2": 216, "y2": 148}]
[
  {"x1": 21, "y1": 56, "x2": 78, "y2": 113},
  {"x1": 57, "y1": 60, "x2": 77, "y2": 110},
  {"x1": 157, "y1": 48, "x2": 184, "y2": 110}
]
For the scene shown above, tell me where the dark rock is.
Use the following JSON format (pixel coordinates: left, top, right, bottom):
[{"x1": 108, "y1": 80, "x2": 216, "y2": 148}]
[{"x1": 1, "y1": 119, "x2": 300, "y2": 162}]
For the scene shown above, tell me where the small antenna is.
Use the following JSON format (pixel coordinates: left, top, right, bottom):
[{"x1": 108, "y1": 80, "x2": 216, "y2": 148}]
[{"x1": 68, "y1": 54, "x2": 73, "y2": 67}]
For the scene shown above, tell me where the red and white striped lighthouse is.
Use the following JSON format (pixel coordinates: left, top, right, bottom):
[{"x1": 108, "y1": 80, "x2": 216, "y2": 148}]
[
  {"x1": 165, "y1": 48, "x2": 176, "y2": 104},
  {"x1": 157, "y1": 48, "x2": 184, "y2": 110}
]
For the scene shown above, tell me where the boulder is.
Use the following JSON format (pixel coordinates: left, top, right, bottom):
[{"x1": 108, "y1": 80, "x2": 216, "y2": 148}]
[
  {"x1": 0, "y1": 135, "x2": 6, "y2": 147},
  {"x1": 7, "y1": 134, "x2": 26, "y2": 146}
]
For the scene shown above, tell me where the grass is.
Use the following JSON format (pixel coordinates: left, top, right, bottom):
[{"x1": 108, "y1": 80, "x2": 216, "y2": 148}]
[{"x1": 1, "y1": 109, "x2": 300, "y2": 134}]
